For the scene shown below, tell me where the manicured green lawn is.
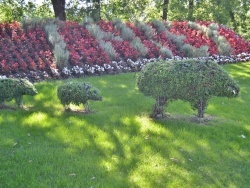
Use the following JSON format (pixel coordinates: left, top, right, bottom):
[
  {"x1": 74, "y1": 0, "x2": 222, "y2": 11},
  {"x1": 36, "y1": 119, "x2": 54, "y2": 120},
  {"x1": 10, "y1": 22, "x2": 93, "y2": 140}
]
[{"x1": 1, "y1": 62, "x2": 250, "y2": 188}]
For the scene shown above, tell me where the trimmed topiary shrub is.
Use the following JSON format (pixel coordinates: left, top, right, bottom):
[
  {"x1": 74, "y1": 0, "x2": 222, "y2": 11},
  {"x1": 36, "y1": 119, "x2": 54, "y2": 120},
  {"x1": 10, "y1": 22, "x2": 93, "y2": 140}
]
[
  {"x1": 57, "y1": 82, "x2": 102, "y2": 112},
  {"x1": 0, "y1": 78, "x2": 37, "y2": 108},
  {"x1": 137, "y1": 60, "x2": 240, "y2": 119}
]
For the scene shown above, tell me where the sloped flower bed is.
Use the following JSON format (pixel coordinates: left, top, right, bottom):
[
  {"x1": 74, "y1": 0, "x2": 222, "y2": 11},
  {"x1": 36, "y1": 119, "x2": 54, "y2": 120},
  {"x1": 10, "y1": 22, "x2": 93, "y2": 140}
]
[
  {"x1": 97, "y1": 20, "x2": 140, "y2": 61},
  {"x1": 219, "y1": 26, "x2": 250, "y2": 55},
  {"x1": 58, "y1": 22, "x2": 110, "y2": 66},
  {"x1": 153, "y1": 29, "x2": 180, "y2": 56},
  {"x1": 0, "y1": 19, "x2": 250, "y2": 81},
  {"x1": 169, "y1": 21, "x2": 218, "y2": 55},
  {"x1": 126, "y1": 22, "x2": 160, "y2": 59},
  {"x1": 0, "y1": 21, "x2": 54, "y2": 80}
]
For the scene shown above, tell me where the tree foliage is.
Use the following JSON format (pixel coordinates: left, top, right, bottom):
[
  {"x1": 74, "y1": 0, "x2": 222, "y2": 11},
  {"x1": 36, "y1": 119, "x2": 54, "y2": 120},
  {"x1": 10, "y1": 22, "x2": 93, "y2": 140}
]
[{"x1": 0, "y1": 0, "x2": 249, "y2": 39}]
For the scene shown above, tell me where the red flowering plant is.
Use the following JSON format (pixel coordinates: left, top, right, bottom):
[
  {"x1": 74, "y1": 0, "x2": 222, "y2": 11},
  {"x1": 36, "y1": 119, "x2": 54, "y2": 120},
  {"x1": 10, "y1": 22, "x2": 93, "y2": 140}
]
[
  {"x1": 97, "y1": 20, "x2": 140, "y2": 61},
  {"x1": 98, "y1": 20, "x2": 120, "y2": 36},
  {"x1": 126, "y1": 22, "x2": 160, "y2": 59},
  {"x1": 218, "y1": 26, "x2": 250, "y2": 55},
  {"x1": 196, "y1": 20, "x2": 250, "y2": 55},
  {"x1": 170, "y1": 21, "x2": 218, "y2": 56},
  {"x1": 58, "y1": 22, "x2": 110, "y2": 67},
  {"x1": 153, "y1": 30, "x2": 179, "y2": 56},
  {"x1": 0, "y1": 22, "x2": 54, "y2": 76},
  {"x1": 25, "y1": 27, "x2": 54, "y2": 70},
  {"x1": 111, "y1": 40, "x2": 140, "y2": 60},
  {"x1": 0, "y1": 60, "x2": 11, "y2": 73}
]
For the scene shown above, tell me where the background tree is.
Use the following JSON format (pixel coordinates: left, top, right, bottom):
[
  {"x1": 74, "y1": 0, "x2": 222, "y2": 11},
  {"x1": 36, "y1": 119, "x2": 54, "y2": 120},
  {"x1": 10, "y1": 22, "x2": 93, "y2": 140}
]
[
  {"x1": 187, "y1": 0, "x2": 194, "y2": 21},
  {"x1": 51, "y1": 0, "x2": 66, "y2": 20},
  {"x1": 0, "y1": 0, "x2": 249, "y2": 39},
  {"x1": 162, "y1": 0, "x2": 169, "y2": 20}
]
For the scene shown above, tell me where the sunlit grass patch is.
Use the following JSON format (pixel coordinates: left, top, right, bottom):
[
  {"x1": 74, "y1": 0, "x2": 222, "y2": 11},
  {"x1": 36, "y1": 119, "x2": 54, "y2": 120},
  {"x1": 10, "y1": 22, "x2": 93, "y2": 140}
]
[{"x1": 0, "y1": 63, "x2": 250, "y2": 187}]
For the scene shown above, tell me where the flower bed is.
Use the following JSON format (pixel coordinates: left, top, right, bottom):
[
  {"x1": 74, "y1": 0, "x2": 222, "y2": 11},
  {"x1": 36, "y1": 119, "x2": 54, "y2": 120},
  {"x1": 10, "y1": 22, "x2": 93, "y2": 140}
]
[
  {"x1": 98, "y1": 20, "x2": 140, "y2": 60},
  {"x1": 58, "y1": 21, "x2": 110, "y2": 66},
  {"x1": 219, "y1": 26, "x2": 250, "y2": 55},
  {"x1": 126, "y1": 22, "x2": 160, "y2": 59},
  {"x1": 0, "y1": 21, "x2": 54, "y2": 80},
  {"x1": 0, "y1": 20, "x2": 250, "y2": 81},
  {"x1": 170, "y1": 21, "x2": 218, "y2": 55}
]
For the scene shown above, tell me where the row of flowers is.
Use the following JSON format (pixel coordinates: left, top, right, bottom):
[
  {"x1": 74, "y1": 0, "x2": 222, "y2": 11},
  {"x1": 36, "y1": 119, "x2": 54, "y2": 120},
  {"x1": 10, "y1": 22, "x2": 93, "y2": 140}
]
[
  {"x1": 98, "y1": 20, "x2": 140, "y2": 60},
  {"x1": 196, "y1": 20, "x2": 250, "y2": 55},
  {"x1": 1, "y1": 52, "x2": 250, "y2": 82},
  {"x1": 46, "y1": 52, "x2": 250, "y2": 79},
  {"x1": 169, "y1": 21, "x2": 219, "y2": 55},
  {"x1": 219, "y1": 26, "x2": 250, "y2": 55},
  {"x1": 58, "y1": 21, "x2": 111, "y2": 66}
]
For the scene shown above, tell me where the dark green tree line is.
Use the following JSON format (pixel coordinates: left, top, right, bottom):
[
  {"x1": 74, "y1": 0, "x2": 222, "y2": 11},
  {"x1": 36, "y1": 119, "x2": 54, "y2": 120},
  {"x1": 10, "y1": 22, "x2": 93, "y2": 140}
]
[{"x1": 0, "y1": 0, "x2": 249, "y2": 39}]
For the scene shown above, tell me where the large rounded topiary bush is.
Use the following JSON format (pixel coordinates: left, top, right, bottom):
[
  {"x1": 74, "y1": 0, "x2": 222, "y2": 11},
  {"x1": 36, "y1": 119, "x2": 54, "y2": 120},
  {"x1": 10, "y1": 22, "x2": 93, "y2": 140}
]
[{"x1": 137, "y1": 60, "x2": 240, "y2": 118}]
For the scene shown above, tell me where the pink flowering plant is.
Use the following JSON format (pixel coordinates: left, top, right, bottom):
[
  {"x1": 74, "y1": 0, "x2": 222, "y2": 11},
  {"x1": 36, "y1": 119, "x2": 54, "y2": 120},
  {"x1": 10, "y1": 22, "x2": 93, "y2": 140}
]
[
  {"x1": 0, "y1": 21, "x2": 54, "y2": 78},
  {"x1": 58, "y1": 22, "x2": 110, "y2": 66}
]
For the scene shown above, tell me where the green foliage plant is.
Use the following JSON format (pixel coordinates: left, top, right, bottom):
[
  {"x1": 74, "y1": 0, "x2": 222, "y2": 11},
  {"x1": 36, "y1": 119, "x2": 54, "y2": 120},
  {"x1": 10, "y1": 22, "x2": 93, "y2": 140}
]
[
  {"x1": 112, "y1": 19, "x2": 135, "y2": 41},
  {"x1": 131, "y1": 37, "x2": 148, "y2": 57},
  {"x1": 0, "y1": 78, "x2": 37, "y2": 108},
  {"x1": 137, "y1": 60, "x2": 240, "y2": 119},
  {"x1": 82, "y1": 16, "x2": 94, "y2": 25},
  {"x1": 180, "y1": 43, "x2": 209, "y2": 58},
  {"x1": 187, "y1": 21, "x2": 232, "y2": 56},
  {"x1": 44, "y1": 22, "x2": 69, "y2": 69},
  {"x1": 208, "y1": 23, "x2": 219, "y2": 31},
  {"x1": 181, "y1": 44, "x2": 195, "y2": 57},
  {"x1": 159, "y1": 47, "x2": 173, "y2": 58},
  {"x1": 217, "y1": 36, "x2": 232, "y2": 55},
  {"x1": 85, "y1": 23, "x2": 122, "y2": 41},
  {"x1": 134, "y1": 20, "x2": 154, "y2": 39},
  {"x1": 21, "y1": 18, "x2": 69, "y2": 69},
  {"x1": 166, "y1": 31, "x2": 186, "y2": 50},
  {"x1": 206, "y1": 23, "x2": 232, "y2": 55},
  {"x1": 151, "y1": 19, "x2": 167, "y2": 33},
  {"x1": 21, "y1": 17, "x2": 43, "y2": 31},
  {"x1": 21, "y1": 17, "x2": 62, "y2": 32},
  {"x1": 84, "y1": 23, "x2": 119, "y2": 60},
  {"x1": 99, "y1": 40, "x2": 118, "y2": 60},
  {"x1": 135, "y1": 20, "x2": 173, "y2": 58},
  {"x1": 57, "y1": 82, "x2": 102, "y2": 112},
  {"x1": 112, "y1": 19, "x2": 148, "y2": 57}
]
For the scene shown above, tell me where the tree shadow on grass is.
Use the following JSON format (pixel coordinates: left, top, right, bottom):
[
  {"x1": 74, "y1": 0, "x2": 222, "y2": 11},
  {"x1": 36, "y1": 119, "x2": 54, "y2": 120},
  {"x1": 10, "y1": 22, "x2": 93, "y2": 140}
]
[{"x1": 1, "y1": 71, "x2": 249, "y2": 187}]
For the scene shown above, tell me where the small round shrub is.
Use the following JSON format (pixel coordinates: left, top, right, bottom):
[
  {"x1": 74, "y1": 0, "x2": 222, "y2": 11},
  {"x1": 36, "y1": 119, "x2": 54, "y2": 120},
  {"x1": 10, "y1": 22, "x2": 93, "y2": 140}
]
[
  {"x1": 0, "y1": 78, "x2": 37, "y2": 108},
  {"x1": 57, "y1": 82, "x2": 102, "y2": 112}
]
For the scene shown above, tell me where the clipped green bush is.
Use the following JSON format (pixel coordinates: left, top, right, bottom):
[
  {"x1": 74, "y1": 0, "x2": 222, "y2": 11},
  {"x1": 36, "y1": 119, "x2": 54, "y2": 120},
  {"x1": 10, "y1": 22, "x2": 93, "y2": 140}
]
[
  {"x1": 57, "y1": 82, "x2": 102, "y2": 112},
  {"x1": 0, "y1": 78, "x2": 37, "y2": 108},
  {"x1": 137, "y1": 60, "x2": 240, "y2": 118}
]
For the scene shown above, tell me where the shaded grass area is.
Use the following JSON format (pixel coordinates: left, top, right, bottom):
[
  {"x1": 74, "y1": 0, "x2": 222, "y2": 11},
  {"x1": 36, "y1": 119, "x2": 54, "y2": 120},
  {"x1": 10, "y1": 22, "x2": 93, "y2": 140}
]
[{"x1": 0, "y1": 63, "x2": 250, "y2": 187}]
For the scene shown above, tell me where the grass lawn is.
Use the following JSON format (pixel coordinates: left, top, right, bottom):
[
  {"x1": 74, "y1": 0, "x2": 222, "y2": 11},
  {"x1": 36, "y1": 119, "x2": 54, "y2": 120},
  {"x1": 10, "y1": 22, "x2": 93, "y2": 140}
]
[{"x1": 0, "y1": 62, "x2": 250, "y2": 188}]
